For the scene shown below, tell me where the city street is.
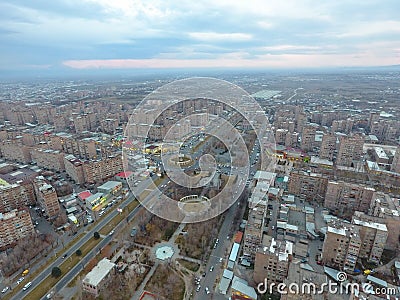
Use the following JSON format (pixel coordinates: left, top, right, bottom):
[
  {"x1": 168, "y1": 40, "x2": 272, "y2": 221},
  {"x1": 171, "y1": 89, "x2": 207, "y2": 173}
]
[
  {"x1": 12, "y1": 196, "x2": 134, "y2": 300},
  {"x1": 193, "y1": 205, "x2": 238, "y2": 300}
]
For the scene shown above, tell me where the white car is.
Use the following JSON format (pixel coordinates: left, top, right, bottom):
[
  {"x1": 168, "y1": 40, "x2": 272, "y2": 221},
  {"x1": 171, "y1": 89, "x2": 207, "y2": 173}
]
[
  {"x1": 22, "y1": 281, "x2": 32, "y2": 291},
  {"x1": 209, "y1": 266, "x2": 214, "y2": 272},
  {"x1": 2, "y1": 287, "x2": 9, "y2": 293},
  {"x1": 16, "y1": 277, "x2": 25, "y2": 284},
  {"x1": 205, "y1": 287, "x2": 210, "y2": 294},
  {"x1": 109, "y1": 230, "x2": 115, "y2": 236}
]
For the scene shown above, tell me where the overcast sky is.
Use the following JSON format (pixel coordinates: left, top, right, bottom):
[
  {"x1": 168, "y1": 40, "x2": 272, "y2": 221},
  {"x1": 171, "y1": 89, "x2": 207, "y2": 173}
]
[{"x1": 1, "y1": 0, "x2": 399, "y2": 71}]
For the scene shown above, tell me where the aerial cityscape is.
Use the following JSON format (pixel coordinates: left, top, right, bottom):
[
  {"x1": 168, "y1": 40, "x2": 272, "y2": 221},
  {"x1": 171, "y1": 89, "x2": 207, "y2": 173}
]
[{"x1": 1, "y1": 1, "x2": 400, "y2": 300}]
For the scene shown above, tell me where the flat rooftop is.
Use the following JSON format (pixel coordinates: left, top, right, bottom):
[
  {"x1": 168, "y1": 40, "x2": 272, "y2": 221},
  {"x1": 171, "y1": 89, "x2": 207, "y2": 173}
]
[{"x1": 83, "y1": 258, "x2": 115, "y2": 287}]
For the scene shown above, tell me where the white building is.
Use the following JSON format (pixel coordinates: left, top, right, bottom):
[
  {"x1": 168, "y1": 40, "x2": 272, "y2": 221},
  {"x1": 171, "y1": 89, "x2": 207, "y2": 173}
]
[{"x1": 82, "y1": 258, "x2": 115, "y2": 296}]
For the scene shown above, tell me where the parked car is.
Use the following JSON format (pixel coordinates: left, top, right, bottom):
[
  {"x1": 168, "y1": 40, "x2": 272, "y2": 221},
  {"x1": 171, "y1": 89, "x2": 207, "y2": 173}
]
[{"x1": 2, "y1": 287, "x2": 10, "y2": 293}]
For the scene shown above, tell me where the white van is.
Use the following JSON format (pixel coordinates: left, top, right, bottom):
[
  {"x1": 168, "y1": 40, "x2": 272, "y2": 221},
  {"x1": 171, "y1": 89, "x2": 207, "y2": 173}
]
[{"x1": 23, "y1": 282, "x2": 32, "y2": 291}]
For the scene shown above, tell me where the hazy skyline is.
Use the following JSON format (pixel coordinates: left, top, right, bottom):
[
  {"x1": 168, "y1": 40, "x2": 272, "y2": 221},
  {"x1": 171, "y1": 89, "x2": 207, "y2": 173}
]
[{"x1": 1, "y1": 0, "x2": 400, "y2": 72}]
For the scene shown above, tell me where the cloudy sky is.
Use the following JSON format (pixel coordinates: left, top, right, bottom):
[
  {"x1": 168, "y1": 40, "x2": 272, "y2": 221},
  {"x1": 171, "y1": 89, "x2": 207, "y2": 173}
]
[{"x1": 1, "y1": 0, "x2": 400, "y2": 71}]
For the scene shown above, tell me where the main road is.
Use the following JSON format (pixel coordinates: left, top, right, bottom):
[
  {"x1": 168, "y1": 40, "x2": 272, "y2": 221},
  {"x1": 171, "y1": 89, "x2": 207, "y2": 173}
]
[
  {"x1": 40, "y1": 176, "x2": 168, "y2": 300},
  {"x1": 10, "y1": 177, "x2": 161, "y2": 300}
]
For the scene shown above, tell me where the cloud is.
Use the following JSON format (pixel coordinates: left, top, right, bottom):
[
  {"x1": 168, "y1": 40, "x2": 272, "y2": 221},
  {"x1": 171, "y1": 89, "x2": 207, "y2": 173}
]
[
  {"x1": 188, "y1": 32, "x2": 253, "y2": 42},
  {"x1": 0, "y1": 0, "x2": 399, "y2": 70}
]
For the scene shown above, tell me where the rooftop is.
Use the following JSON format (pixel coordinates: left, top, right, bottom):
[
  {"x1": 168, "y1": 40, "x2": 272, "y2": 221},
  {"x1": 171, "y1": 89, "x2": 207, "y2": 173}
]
[
  {"x1": 115, "y1": 171, "x2": 133, "y2": 178},
  {"x1": 353, "y1": 219, "x2": 388, "y2": 231},
  {"x1": 97, "y1": 181, "x2": 122, "y2": 190},
  {"x1": 82, "y1": 258, "x2": 115, "y2": 287},
  {"x1": 231, "y1": 276, "x2": 258, "y2": 299}
]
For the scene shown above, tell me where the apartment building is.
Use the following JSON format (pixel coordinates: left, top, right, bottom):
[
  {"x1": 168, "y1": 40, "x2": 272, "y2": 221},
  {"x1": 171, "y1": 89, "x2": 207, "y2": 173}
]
[
  {"x1": 82, "y1": 155, "x2": 123, "y2": 184},
  {"x1": 0, "y1": 183, "x2": 36, "y2": 212},
  {"x1": 0, "y1": 140, "x2": 31, "y2": 163},
  {"x1": 332, "y1": 119, "x2": 354, "y2": 134},
  {"x1": 336, "y1": 135, "x2": 364, "y2": 167},
  {"x1": 61, "y1": 137, "x2": 97, "y2": 160},
  {"x1": 53, "y1": 114, "x2": 68, "y2": 132},
  {"x1": 33, "y1": 177, "x2": 60, "y2": 219},
  {"x1": 285, "y1": 132, "x2": 299, "y2": 148},
  {"x1": 391, "y1": 147, "x2": 400, "y2": 173},
  {"x1": 288, "y1": 170, "x2": 328, "y2": 203},
  {"x1": 322, "y1": 217, "x2": 388, "y2": 269},
  {"x1": 281, "y1": 263, "x2": 331, "y2": 300},
  {"x1": 354, "y1": 211, "x2": 399, "y2": 251},
  {"x1": 64, "y1": 155, "x2": 85, "y2": 185},
  {"x1": 243, "y1": 188, "x2": 268, "y2": 262},
  {"x1": 324, "y1": 181, "x2": 375, "y2": 219},
  {"x1": 367, "y1": 192, "x2": 400, "y2": 250},
  {"x1": 322, "y1": 224, "x2": 361, "y2": 271},
  {"x1": 253, "y1": 235, "x2": 293, "y2": 285},
  {"x1": 319, "y1": 133, "x2": 336, "y2": 161},
  {"x1": 31, "y1": 148, "x2": 65, "y2": 172},
  {"x1": 0, "y1": 209, "x2": 34, "y2": 249},
  {"x1": 275, "y1": 129, "x2": 288, "y2": 145},
  {"x1": 100, "y1": 118, "x2": 119, "y2": 135},
  {"x1": 301, "y1": 124, "x2": 317, "y2": 152},
  {"x1": 352, "y1": 218, "x2": 387, "y2": 264}
]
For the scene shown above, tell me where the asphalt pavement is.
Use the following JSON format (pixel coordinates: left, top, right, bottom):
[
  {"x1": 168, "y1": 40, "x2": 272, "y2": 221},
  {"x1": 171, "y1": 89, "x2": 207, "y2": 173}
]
[
  {"x1": 193, "y1": 199, "x2": 246, "y2": 300},
  {"x1": 11, "y1": 186, "x2": 147, "y2": 300},
  {"x1": 32, "y1": 177, "x2": 168, "y2": 300}
]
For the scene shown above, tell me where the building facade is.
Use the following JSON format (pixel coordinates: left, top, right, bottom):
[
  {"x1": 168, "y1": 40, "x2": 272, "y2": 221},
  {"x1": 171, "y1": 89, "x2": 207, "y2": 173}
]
[
  {"x1": 82, "y1": 258, "x2": 115, "y2": 297},
  {"x1": 253, "y1": 235, "x2": 293, "y2": 285},
  {"x1": 319, "y1": 133, "x2": 336, "y2": 161},
  {"x1": 324, "y1": 181, "x2": 375, "y2": 219},
  {"x1": 33, "y1": 177, "x2": 61, "y2": 219},
  {"x1": 0, "y1": 183, "x2": 36, "y2": 213},
  {"x1": 336, "y1": 135, "x2": 364, "y2": 167},
  {"x1": 322, "y1": 224, "x2": 361, "y2": 271},
  {"x1": 0, "y1": 209, "x2": 34, "y2": 249},
  {"x1": 288, "y1": 171, "x2": 328, "y2": 203}
]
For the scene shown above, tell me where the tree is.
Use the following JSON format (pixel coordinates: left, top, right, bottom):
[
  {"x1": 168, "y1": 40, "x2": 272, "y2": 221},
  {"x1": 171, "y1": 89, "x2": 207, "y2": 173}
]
[
  {"x1": 75, "y1": 249, "x2": 82, "y2": 256},
  {"x1": 51, "y1": 267, "x2": 62, "y2": 278},
  {"x1": 93, "y1": 232, "x2": 100, "y2": 239}
]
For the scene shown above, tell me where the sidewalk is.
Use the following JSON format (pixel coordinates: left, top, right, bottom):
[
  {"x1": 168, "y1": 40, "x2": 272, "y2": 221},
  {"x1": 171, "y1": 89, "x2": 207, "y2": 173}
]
[{"x1": 131, "y1": 262, "x2": 160, "y2": 300}]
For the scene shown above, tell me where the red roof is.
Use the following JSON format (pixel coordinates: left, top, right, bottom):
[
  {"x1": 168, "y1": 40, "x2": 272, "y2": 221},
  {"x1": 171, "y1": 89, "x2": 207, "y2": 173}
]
[
  {"x1": 234, "y1": 231, "x2": 243, "y2": 244},
  {"x1": 78, "y1": 190, "x2": 92, "y2": 200},
  {"x1": 115, "y1": 171, "x2": 133, "y2": 178},
  {"x1": 139, "y1": 291, "x2": 157, "y2": 300}
]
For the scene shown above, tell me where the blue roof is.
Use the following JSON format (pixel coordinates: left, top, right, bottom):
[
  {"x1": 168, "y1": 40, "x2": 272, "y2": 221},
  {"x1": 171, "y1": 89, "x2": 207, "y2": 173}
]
[
  {"x1": 367, "y1": 275, "x2": 387, "y2": 288},
  {"x1": 229, "y1": 243, "x2": 240, "y2": 262}
]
